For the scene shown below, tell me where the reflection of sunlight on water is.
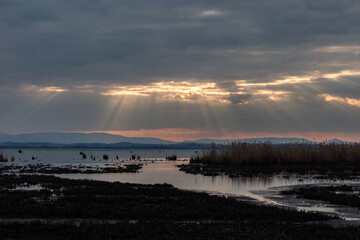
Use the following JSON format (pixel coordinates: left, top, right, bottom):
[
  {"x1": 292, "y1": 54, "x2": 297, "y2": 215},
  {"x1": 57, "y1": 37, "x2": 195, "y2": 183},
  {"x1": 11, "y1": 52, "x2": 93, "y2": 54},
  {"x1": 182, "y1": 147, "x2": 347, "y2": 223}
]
[{"x1": 58, "y1": 161, "x2": 312, "y2": 197}]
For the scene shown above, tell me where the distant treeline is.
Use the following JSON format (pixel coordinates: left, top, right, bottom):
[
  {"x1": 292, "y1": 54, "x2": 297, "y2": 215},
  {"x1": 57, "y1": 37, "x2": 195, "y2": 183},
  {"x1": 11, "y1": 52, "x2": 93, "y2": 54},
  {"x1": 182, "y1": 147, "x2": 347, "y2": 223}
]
[{"x1": 191, "y1": 142, "x2": 360, "y2": 165}]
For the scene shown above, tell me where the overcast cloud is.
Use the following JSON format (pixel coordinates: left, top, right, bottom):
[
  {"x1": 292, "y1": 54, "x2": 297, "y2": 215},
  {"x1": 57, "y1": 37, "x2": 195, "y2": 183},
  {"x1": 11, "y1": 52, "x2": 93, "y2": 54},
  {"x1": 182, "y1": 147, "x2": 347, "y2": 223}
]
[{"x1": 0, "y1": 0, "x2": 359, "y2": 140}]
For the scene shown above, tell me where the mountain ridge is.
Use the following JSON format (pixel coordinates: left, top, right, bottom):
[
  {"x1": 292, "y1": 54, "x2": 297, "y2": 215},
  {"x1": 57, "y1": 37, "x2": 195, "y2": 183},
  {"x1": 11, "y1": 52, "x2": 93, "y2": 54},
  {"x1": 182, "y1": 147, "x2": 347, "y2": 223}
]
[
  {"x1": 0, "y1": 132, "x2": 175, "y2": 145},
  {"x1": 0, "y1": 132, "x2": 356, "y2": 146}
]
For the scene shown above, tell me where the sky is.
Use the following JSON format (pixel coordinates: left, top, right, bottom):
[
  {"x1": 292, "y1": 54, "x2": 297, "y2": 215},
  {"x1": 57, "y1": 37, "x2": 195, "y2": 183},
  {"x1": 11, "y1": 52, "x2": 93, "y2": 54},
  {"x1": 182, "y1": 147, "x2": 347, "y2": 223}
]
[{"x1": 0, "y1": 0, "x2": 359, "y2": 141}]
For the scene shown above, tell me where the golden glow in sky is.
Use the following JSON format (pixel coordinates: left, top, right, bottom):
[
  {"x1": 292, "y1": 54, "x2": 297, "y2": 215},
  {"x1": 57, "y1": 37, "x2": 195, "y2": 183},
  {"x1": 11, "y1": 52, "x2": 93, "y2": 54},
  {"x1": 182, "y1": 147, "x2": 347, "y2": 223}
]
[
  {"x1": 101, "y1": 81, "x2": 232, "y2": 103},
  {"x1": 9, "y1": 68, "x2": 359, "y2": 142},
  {"x1": 20, "y1": 68, "x2": 353, "y2": 107},
  {"x1": 320, "y1": 94, "x2": 360, "y2": 108},
  {"x1": 18, "y1": 69, "x2": 360, "y2": 109}
]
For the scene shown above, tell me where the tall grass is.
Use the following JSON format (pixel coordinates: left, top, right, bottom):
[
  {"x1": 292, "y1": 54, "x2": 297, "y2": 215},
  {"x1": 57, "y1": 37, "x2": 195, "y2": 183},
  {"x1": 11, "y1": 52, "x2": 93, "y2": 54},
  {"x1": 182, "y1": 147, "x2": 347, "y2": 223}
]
[
  {"x1": 191, "y1": 142, "x2": 360, "y2": 165},
  {"x1": 0, "y1": 152, "x2": 8, "y2": 162},
  {"x1": 166, "y1": 154, "x2": 177, "y2": 161}
]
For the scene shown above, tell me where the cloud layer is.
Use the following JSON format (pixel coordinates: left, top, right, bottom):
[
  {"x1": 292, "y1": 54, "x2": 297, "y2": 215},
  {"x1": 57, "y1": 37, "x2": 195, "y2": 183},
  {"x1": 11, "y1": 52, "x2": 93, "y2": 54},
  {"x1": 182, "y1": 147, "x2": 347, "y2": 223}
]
[{"x1": 0, "y1": 0, "x2": 359, "y2": 140}]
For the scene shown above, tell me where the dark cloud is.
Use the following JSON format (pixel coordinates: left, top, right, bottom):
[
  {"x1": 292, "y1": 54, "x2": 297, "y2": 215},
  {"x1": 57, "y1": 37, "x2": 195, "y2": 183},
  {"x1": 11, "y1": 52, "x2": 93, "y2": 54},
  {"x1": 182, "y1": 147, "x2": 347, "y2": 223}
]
[
  {"x1": 314, "y1": 76, "x2": 360, "y2": 99},
  {"x1": 0, "y1": 0, "x2": 359, "y2": 85},
  {"x1": 226, "y1": 94, "x2": 252, "y2": 104}
]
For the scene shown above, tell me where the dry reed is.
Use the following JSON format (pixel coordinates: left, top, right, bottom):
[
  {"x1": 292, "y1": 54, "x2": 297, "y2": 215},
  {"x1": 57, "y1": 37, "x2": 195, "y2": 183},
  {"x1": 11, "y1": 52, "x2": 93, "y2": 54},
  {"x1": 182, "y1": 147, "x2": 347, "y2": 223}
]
[
  {"x1": 0, "y1": 152, "x2": 8, "y2": 162},
  {"x1": 191, "y1": 142, "x2": 360, "y2": 165}
]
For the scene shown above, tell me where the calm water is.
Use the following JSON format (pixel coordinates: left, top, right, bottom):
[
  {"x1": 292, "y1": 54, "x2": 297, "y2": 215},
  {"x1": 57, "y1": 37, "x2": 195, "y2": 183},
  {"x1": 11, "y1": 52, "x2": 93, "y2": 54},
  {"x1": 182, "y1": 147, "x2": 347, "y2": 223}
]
[
  {"x1": 1, "y1": 148, "x2": 360, "y2": 221},
  {"x1": 0, "y1": 148, "x2": 196, "y2": 164}
]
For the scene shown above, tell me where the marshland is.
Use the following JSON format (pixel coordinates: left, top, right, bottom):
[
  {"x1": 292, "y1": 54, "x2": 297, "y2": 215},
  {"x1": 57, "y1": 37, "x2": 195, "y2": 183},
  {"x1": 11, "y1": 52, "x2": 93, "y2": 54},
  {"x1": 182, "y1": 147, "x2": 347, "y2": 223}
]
[
  {"x1": 3, "y1": 0, "x2": 360, "y2": 237},
  {"x1": 0, "y1": 142, "x2": 360, "y2": 239},
  {"x1": 1, "y1": 174, "x2": 359, "y2": 240}
]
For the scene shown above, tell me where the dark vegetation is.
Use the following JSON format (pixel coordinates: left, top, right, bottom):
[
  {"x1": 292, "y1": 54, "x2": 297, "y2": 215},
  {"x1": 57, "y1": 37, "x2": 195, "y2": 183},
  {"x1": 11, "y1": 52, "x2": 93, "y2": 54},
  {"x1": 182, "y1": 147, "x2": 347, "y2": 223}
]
[
  {"x1": 193, "y1": 142, "x2": 360, "y2": 165},
  {"x1": 1, "y1": 174, "x2": 359, "y2": 239},
  {"x1": 178, "y1": 162, "x2": 360, "y2": 179},
  {"x1": 0, "y1": 152, "x2": 15, "y2": 162},
  {"x1": 2, "y1": 222, "x2": 360, "y2": 240},
  {"x1": 0, "y1": 174, "x2": 331, "y2": 221},
  {"x1": 0, "y1": 174, "x2": 359, "y2": 239},
  {"x1": 179, "y1": 142, "x2": 360, "y2": 178},
  {"x1": 0, "y1": 152, "x2": 8, "y2": 162},
  {"x1": 0, "y1": 163, "x2": 142, "y2": 174},
  {"x1": 282, "y1": 185, "x2": 360, "y2": 209},
  {"x1": 131, "y1": 154, "x2": 141, "y2": 160},
  {"x1": 166, "y1": 154, "x2": 177, "y2": 160}
]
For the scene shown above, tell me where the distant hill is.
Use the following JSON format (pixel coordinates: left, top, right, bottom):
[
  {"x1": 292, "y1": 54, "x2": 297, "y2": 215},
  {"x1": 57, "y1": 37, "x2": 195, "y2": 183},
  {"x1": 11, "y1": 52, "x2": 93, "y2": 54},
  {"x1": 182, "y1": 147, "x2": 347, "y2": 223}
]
[
  {"x1": 184, "y1": 137, "x2": 314, "y2": 144},
  {"x1": 0, "y1": 132, "x2": 175, "y2": 145},
  {"x1": 0, "y1": 132, "x2": 355, "y2": 149},
  {"x1": 0, "y1": 141, "x2": 209, "y2": 149}
]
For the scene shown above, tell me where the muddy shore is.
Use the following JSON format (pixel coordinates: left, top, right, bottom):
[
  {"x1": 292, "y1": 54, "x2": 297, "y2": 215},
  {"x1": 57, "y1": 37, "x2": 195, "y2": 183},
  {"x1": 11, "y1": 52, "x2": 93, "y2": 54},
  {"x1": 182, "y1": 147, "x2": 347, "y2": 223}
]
[{"x1": 1, "y1": 174, "x2": 360, "y2": 239}]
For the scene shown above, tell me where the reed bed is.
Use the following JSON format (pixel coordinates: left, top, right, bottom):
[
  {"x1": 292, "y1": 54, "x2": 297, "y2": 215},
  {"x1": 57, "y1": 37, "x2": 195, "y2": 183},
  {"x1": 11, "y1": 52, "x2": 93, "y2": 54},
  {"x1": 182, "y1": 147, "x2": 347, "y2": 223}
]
[
  {"x1": 166, "y1": 154, "x2": 177, "y2": 160},
  {"x1": 191, "y1": 142, "x2": 360, "y2": 165},
  {"x1": 0, "y1": 152, "x2": 8, "y2": 162}
]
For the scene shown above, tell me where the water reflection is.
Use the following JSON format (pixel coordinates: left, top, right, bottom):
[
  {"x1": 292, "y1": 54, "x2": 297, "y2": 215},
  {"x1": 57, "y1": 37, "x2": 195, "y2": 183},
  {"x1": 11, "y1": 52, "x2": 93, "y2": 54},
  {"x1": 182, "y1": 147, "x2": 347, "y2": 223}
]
[
  {"x1": 58, "y1": 161, "x2": 360, "y2": 221},
  {"x1": 58, "y1": 161, "x2": 314, "y2": 199}
]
